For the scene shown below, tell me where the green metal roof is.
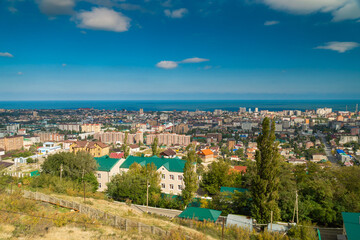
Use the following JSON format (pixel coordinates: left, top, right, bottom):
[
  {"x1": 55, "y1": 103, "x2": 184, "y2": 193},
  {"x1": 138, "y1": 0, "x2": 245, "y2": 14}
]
[
  {"x1": 342, "y1": 212, "x2": 360, "y2": 240},
  {"x1": 120, "y1": 155, "x2": 186, "y2": 173},
  {"x1": 178, "y1": 207, "x2": 222, "y2": 222},
  {"x1": 95, "y1": 155, "x2": 121, "y2": 172},
  {"x1": 220, "y1": 187, "x2": 248, "y2": 193}
]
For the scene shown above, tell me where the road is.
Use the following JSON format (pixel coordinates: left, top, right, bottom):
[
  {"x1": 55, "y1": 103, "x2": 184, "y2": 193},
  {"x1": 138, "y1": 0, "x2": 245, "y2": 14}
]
[{"x1": 317, "y1": 132, "x2": 338, "y2": 164}]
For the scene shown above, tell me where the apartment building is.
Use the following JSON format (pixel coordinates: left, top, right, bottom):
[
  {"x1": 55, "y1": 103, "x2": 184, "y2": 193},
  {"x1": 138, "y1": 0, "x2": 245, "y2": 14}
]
[
  {"x1": 36, "y1": 132, "x2": 64, "y2": 142},
  {"x1": 58, "y1": 124, "x2": 80, "y2": 132},
  {"x1": 0, "y1": 136, "x2": 24, "y2": 151},
  {"x1": 94, "y1": 155, "x2": 124, "y2": 192},
  {"x1": 119, "y1": 155, "x2": 190, "y2": 195},
  {"x1": 81, "y1": 124, "x2": 101, "y2": 133},
  {"x1": 146, "y1": 133, "x2": 190, "y2": 146},
  {"x1": 94, "y1": 131, "x2": 143, "y2": 145}
]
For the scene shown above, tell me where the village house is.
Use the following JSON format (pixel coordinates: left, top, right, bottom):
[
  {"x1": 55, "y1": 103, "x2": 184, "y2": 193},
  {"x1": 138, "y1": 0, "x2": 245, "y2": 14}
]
[
  {"x1": 198, "y1": 149, "x2": 214, "y2": 163},
  {"x1": 69, "y1": 141, "x2": 109, "y2": 157},
  {"x1": 94, "y1": 155, "x2": 124, "y2": 191}
]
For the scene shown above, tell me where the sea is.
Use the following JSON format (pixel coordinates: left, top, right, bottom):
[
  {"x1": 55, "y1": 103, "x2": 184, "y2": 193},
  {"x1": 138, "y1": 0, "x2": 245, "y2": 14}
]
[{"x1": 0, "y1": 100, "x2": 359, "y2": 112}]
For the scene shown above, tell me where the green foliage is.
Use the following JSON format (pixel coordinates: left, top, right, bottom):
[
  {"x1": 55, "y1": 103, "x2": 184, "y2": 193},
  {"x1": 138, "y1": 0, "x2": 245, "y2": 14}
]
[
  {"x1": 41, "y1": 151, "x2": 98, "y2": 191},
  {"x1": 251, "y1": 118, "x2": 281, "y2": 224},
  {"x1": 106, "y1": 162, "x2": 161, "y2": 205},
  {"x1": 287, "y1": 221, "x2": 318, "y2": 240},
  {"x1": 151, "y1": 137, "x2": 159, "y2": 156},
  {"x1": 12, "y1": 151, "x2": 33, "y2": 158},
  {"x1": 182, "y1": 146, "x2": 198, "y2": 206},
  {"x1": 201, "y1": 159, "x2": 233, "y2": 195}
]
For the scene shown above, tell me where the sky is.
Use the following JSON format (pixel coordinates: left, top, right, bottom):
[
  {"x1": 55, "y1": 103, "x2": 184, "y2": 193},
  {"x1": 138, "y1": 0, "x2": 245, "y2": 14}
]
[{"x1": 0, "y1": 0, "x2": 360, "y2": 100}]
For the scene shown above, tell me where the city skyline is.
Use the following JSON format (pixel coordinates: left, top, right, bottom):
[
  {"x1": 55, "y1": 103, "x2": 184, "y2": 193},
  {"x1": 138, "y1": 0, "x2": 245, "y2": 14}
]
[{"x1": 1, "y1": 0, "x2": 360, "y2": 100}]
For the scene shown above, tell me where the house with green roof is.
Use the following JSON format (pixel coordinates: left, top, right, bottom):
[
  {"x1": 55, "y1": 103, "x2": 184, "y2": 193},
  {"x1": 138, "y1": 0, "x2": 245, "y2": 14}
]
[
  {"x1": 120, "y1": 155, "x2": 191, "y2": 195},
  {"x1": 220, "y1": 187, "x2": 248, "y2": 194},
  {"x1": 178, "y1": 207, "x2": 222, "y2": 222},
  {"x1": 342, "y1": 212, "x2": 360, "y2": 240},
  {"x1": 94, "y1": 155, "x2": 124, "y2": 192}
]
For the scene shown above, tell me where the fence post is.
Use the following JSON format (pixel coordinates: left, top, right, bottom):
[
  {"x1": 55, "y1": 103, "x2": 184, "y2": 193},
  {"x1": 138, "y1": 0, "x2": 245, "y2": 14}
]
[
  {"x1": 138, "y1": 222, "x2": 141, "y2": 234},
  {"x1": 125, "y1": 219, "x2": 128, "y2": 231}
]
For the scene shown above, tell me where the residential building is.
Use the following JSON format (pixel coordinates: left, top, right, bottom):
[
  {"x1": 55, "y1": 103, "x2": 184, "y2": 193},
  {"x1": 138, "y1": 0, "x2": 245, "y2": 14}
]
[
  {"x1": 146, "y1": 133, "x2": 191, "y2": 146},
  {"x1": 339, "y1": 135, "x2": 359, "y2": 145},
  {"x1": 0, "y1": 136, "x2": 24, "y2": 151},
  {"x1": 81, "y1": 124, "x2": 101, "y2": 133},
  {"x1": 94, "y1": 131, "x2": 143, "y2": 145},
  {"x1": 36, "y1": 132, "x2": 64, "y2": 142},
  {"x1": 341, "y1": 212, "x2": 360, "y2": 240},
  {"x1": 58, "y1": 124, "x2": 81, "y2": 132},
  {"x1": 69, "y1": 141, "x2": 109, "y2": 157},
  {"x1": 94, "y1": 155, "x2": 124, "y2": 192},
  {"x1": 119, "y1": 155, "x2": 189, "y2": 195},
  {"x1": 174, "y1": 123, "x2": 189, "y2": 134},
  {"x1": 198, "y1": 149, "x2": 214, "y2": 163},
  {"x1": 160, "y1": 148, "x2": 177, "y2": 158}
]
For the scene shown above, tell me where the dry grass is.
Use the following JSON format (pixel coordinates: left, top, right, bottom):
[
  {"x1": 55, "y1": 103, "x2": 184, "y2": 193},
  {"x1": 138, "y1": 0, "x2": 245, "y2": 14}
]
[{"x1": 46, "y1": 193, "x2": 213, "y2": 239}]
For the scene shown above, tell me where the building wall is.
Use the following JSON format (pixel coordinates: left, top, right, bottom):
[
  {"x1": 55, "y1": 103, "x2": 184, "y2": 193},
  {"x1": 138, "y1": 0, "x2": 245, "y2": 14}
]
[
  {"x1": 96, "y1": 159, "x2": 123, "y2": 192},
  {"x1": 146, "y1": 133, "x2": 190, "y2": 146},
  {"x1": 81, "y1": 124, "x2": 101, "y2": 133},
  {"x1": 58, "y1": 124, "x2": 80, "y2": 132},
  {"x1": 0, "y1": 136, "x2": 24, "y2": 151},
  {"x1": 36, "y1": 132, "x2": 64, "y2": 142},
  {"x1": 94, "y1": 132, "x2": 143, "y2": 145}
]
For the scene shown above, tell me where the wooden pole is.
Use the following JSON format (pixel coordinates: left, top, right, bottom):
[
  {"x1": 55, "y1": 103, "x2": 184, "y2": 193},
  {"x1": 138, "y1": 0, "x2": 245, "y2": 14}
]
[
  {"x1": 221, "y1": 217, "x2": 225, "y2": 240},
  {"x1": 60, "y1": 164, "x2": 63, "y2": 181},
  {"x1": 292, "y1": 190, "x2": 296, "y2": 223},
  {"x1": 296, "y1": 191, "x2": 299, "y2": 224},
  {"x1": 82, "y1": 169, "x2": 86, "y2": 202},
  {"x1": 270, "y1": 211, "x2": 273, "y2": 231},
  {"x1": 146, "y1": 179, "x2": 149, "y2": 213}
]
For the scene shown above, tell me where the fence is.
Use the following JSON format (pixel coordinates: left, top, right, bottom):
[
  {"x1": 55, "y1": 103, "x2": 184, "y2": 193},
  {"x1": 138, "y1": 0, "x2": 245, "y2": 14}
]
[{"x1": 22, "y1": 190, "x2": 171, "y2": 237}]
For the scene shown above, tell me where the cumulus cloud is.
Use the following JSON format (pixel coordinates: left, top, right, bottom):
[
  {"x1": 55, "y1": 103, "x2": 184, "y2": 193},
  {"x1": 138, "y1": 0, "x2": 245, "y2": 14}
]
[
  {"x1": 261, "y1": 0, "x2": 360, "y2": 21},
  {"x1": 156, "y1": 57, "x2": 209, "y2": 69},
  {"x1": 0, "y1": 52, "x2": 13, "y2": 57},
  {"x1": 264, "y1": 20, "x2": 280, "y2": 26},
  {"x1": 76, "y1": 7, "x2": 131, "y2": 32},
  {"x1": 37, "y1": 0, "x2": 75, "y2": 16},
  {"x1": 156, "y1": 61, "x2": 178, "y2": 69},
  {"x1": 315, "y1": 41, "x2": 359, "y2": 53},
  {"x1": 180, "y1": 57, "x2": 209, "y2": 63},
  {"x1": 164, "y1": 8, "x2": 188, "y2": 18}
]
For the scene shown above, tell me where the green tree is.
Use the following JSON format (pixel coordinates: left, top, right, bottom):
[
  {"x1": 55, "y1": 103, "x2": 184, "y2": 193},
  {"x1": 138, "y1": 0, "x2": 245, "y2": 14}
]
[
  {"x1": 41, "y1": 151, "x2": 98, "y2": 191},
  {"x1": 182, "y1": 146, "x2": 198, "y2": 206},
  {"x1": 151, "y1": 137, "x2": 159, "y2": 156},
  {"x1": 251, "y1": 117, "x2": 281, "y2": 223},
  {"x1": 106, "y1": 162, "x2": 161, "y2": 205},
  {"x1": 201, "y1": 159, "x2": 233, "y2": 195}
]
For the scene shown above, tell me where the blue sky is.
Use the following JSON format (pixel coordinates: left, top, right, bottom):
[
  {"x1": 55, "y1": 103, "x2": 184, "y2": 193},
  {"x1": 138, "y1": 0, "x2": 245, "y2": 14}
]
[{"x1": 0, "y1": 0, "x2": 360, "y2": 100}]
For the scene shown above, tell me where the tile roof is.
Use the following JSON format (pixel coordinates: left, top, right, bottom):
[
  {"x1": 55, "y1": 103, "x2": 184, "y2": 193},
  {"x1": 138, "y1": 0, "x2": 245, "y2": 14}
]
[
  {"x1": 160, "y1": 148, "x2": 176, "y2": 156},
  {"x1": 95, "y1": 155, "x2": 121, "y2": 172},
  {"x1": 200, "y1": 149, "x2": 213, "y2": 156},
  {"x1": 120, "y1": 155, "x2": 186, "y2": 173},
  {"x1": 110, "y1": 152, "x2": 124, "y2": 159},
  {"x1": 178, "y1": 207, "x2": 222, "y2": 222}
]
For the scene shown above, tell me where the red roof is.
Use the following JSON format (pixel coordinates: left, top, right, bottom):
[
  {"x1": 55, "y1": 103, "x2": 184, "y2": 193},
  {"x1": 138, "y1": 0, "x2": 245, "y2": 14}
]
[
  {"x1": 233, "y1": 166, "x2": 247, "y2": 173},
  {"x1": 110, "y1": 152, "x2": 124, "y2": 159}
]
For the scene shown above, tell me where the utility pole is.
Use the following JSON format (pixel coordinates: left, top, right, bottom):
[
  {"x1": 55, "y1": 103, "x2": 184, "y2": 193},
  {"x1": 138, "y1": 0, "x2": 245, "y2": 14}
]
[
  {"x1": 146, "y1": 178, "x2": 149, "y2": 213},
  {"x1": 82, "y1": 169, "x2": 86, "y2": 202},
  {"x1": 296, "y1": 191, "x2": 299, "y2": 224},
  {"x1": 60, "y1": 164, "x2": 63, "y2": 181}
]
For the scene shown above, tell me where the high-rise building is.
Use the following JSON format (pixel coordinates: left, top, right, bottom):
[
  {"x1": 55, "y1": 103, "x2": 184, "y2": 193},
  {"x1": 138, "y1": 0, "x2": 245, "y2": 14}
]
[
  {"x1": 94, "y1": 131, "x2": 143, "y2": 145},
  {"x1": 146, "y1": 133, "x2": 190, "y2": 146},
  {"x1": 139, "y1": 108, "x2": 144, "y2": 115}
]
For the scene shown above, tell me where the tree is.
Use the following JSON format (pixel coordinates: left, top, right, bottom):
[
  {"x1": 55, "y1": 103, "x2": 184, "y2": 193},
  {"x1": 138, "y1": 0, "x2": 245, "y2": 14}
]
[
  {"x1": 41, "y1": 151, "x2": 98, "y2": 191},
  {"x1": 201, "y1": 159, "x2": 233, "y2": 195},
  {"x1": 107, "y1": 162, "x2": 161, "y2": 205},
  {"x1": 182, "y1": 146, "x2": 198, "y2": 206},
  {"x1": 151, "y1": 137, "x2": 159, "y2": 156},
  {"x1": 250, "y1": 117, "x2": 281, "y2": 223},
  {"x1": 122, "y1": 132, "x2": 130, "y2": 158}
]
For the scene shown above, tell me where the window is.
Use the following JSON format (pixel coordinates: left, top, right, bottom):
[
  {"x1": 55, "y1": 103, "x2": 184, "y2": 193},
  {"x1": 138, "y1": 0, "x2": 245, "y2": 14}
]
[
  {"x1": 178, "y1": 175, "x2": 183, "y2": 181},
  {"x1": 178, "y1": 185, "x2": 182, "y2": 190},
  {"x1": 161, "y1": 183, "x2": 165, "y2": 189},
  {"x1": 97, "y1": 173, "x2": 101, "y2": 178},
  {"x1": 170, "y1": 184, "x2": 174, "y2": 190},
  {"x1": 162, "y1": 174, "x2": 165, "y2": 179},
  {"x1": 98, "y1": 183, "x2": 102, "y2": 188},
  {"x1": 170, "y1": 175, "x2": 174, "y2": 180}
]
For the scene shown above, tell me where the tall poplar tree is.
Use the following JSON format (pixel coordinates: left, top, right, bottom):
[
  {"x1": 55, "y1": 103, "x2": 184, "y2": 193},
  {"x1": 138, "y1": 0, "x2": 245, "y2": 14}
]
[
  {"x1": 182, "y1": 145, "x2": 198, "y2": 207},
  {"x1": 151, "y1": 137, "x2": 159, "y2": 156},
  {"x1": 251, "y1": 117, "x2": 281, "y2": 223}
]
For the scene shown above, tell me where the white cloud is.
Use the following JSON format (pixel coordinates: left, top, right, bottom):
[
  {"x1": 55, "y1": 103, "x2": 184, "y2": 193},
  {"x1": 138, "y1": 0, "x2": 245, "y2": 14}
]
[
  {"x1": 164, "y1": 8, "x2": 188, "y2": 18},
  {"x1": 315, "y1": 41, "x2": 359, "y2": 53},
  {"x1": 203, "y1": 65, "x2": 212, "y2": 70},
  {"x1": 17, "y1": 72, "x2": 23, "y2": 75},
  {"x1": 332, "y1": 1, "x2": 360, "y2": 21},
  {"x1": 62, "y1": 63, "x2": 67, "y2": 67},
  {"x1": 76, "y1": 7, "x2": 131, "y2": 32},
  {"x1": 180, "y1": 57, "x2": 209, "y2": 63},
  {"x1": 156, "y1": 61, "x2": 178, "y2": 69},
  {"x1": 156, "y1": 57, "x2": 210, "y2": 69},
  {"x1": 264, "y1": 20, "x2": 280, "y2": 26},
  {"x1": 8, "y1": 7, "x2": 18, "y2": 13},
  {"x1": 261, "y1": 0, "x2": 360, "y2": 21},
  {"x1": 0, "y1": 52, "x2": 13, "y2": 57},
  {"x1": 37, "y1": 0, "x2": 75, "y2": 16}
]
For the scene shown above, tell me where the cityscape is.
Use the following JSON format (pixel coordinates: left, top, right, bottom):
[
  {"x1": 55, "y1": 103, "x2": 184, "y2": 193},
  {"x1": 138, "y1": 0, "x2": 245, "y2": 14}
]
[{"x1": 1, "y1": 0, "x2": 360, "y2": 239}]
